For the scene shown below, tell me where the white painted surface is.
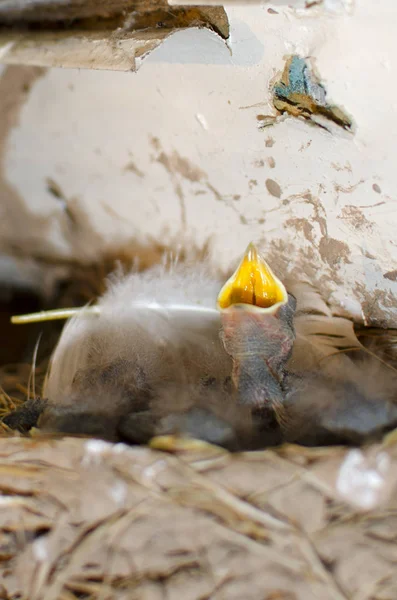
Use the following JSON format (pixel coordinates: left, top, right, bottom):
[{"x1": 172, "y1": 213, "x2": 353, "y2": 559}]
[{"x1": 0, "y1": 1, "x2": 396, "y2": 325}]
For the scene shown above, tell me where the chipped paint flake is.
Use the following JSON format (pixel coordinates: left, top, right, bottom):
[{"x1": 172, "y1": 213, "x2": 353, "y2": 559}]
[{"x1": 272, "y1": 55, "x2": 353, "y2": 131}]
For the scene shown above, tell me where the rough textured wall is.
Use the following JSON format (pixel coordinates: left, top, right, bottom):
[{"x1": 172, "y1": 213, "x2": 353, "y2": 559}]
[{"x1": 0, "y1": 0, "x2": 396, "y2": 325}]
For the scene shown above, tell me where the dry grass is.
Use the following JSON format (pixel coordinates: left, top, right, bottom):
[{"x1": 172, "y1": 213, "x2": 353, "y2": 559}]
[{"x1": 1, "y1": 434, "x2": 397, "y2": 600}]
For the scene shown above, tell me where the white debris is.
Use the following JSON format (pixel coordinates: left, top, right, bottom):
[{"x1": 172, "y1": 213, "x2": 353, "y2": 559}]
[
  {"x1": 142, "y1": 459, "x2": 168, "y2": 485},
  {"x1": 85, "y1": 438, "x2": 111, "y2": 454},
  {"x1": 32, "y1": 537, "x2": 48, "y2": 562},
  {"x1": 81, "y1": 439, "x2": 112, "y2": 466},
  {"x1": 0, "y1": 495, "x2": 24, "y2": 506},
  {"x1": 195, "y1": 113, "x2": 208, "y2": 131},
  {"x1": 112, "y1": 442, "x2": 130, "y2": 454},
  {"x1": 336, "y1": 449, "x2": 390, "y2": 510},
  {"x1": 109, "y1": 480, "x2": 128, "y2": 506}
]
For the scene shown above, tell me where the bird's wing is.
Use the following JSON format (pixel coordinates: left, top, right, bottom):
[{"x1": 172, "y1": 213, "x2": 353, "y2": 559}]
[
  {"x1": 283, "y1": 282, "x2": 397, "y2": 444},
  {"x1": 287, "y1": 282, "x2": 363, "y2": 377}
]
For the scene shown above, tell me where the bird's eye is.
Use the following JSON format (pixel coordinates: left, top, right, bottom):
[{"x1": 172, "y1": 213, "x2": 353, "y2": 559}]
[{"x1": 217, "y1": 243, "x2": 287, "y2": 310}]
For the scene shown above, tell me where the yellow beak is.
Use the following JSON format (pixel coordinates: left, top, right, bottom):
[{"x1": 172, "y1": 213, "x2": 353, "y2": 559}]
[{"x1": 217, "y1": 243, "x2": 288, "y2": 311}]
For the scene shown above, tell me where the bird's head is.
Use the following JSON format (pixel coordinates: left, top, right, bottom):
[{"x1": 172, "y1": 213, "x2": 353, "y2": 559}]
[{"x1": 217, "y1": 243, "x2": 288, "y2": 315}]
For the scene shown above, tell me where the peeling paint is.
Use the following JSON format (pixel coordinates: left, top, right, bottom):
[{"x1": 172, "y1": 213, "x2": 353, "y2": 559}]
[
  {"x1": 0, "y1": 5, "x2": 230, "y2": 71},
  {"x1": 272, "y1": 56, "x2": 353, "y2": 131}
]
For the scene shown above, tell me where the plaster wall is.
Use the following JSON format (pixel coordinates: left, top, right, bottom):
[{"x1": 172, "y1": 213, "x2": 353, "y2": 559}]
[{"x1": 0, "y1": 0, "x2": 396, "y2": 325}]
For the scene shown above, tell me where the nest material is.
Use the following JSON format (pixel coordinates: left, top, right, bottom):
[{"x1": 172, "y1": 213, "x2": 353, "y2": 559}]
[{"x1": 1, "y1": 435, "x2": 397, "y2": 600}]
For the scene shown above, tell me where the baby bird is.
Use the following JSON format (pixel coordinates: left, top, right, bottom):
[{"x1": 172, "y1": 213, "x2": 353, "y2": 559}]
[
  {"x1": 39, "y1": 260, "x2": 236, "y2": 445},
  {"x1": 5, "y1": 244, "x2": 397, "y2": 449},
  {"x1": 217, "y1": 243, "x2": 296, "y2": 433}
]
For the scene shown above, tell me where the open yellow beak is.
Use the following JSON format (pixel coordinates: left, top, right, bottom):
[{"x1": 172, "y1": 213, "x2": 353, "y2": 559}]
[{"x1": 217, "y1": 243, "x2": 288, "y2": 311}]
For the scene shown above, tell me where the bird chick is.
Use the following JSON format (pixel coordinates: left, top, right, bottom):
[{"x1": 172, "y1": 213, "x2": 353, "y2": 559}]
[
  {"x1": 39, "y1": 245, "x2": 295, "y2": 447},
  {"x1": 217, "y1": 243, "x2": 296, "y2": 432},
  {"x1": 6, "y1": 245, "x2": 397, "y2": 450},
  {"x1": 27, "y1": 245, "x2": 293, "y2": 447},
  {"x1": 38, "y1": 260, "x2": 236, "y2": 442}
]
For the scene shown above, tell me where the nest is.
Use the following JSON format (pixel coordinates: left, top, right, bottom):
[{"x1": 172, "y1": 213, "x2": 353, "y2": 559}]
[
  {"x1": 1, "y1": 435, "x2": 397, "y2": 600},
  {"x1": 1, "y1": 253, "x2": 397, "y2": 600}
]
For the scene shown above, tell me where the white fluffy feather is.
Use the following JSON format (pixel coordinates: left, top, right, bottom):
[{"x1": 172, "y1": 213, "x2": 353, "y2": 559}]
[{"x1": 44, "y1": 262, "x2": 232, "y2": 413}]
